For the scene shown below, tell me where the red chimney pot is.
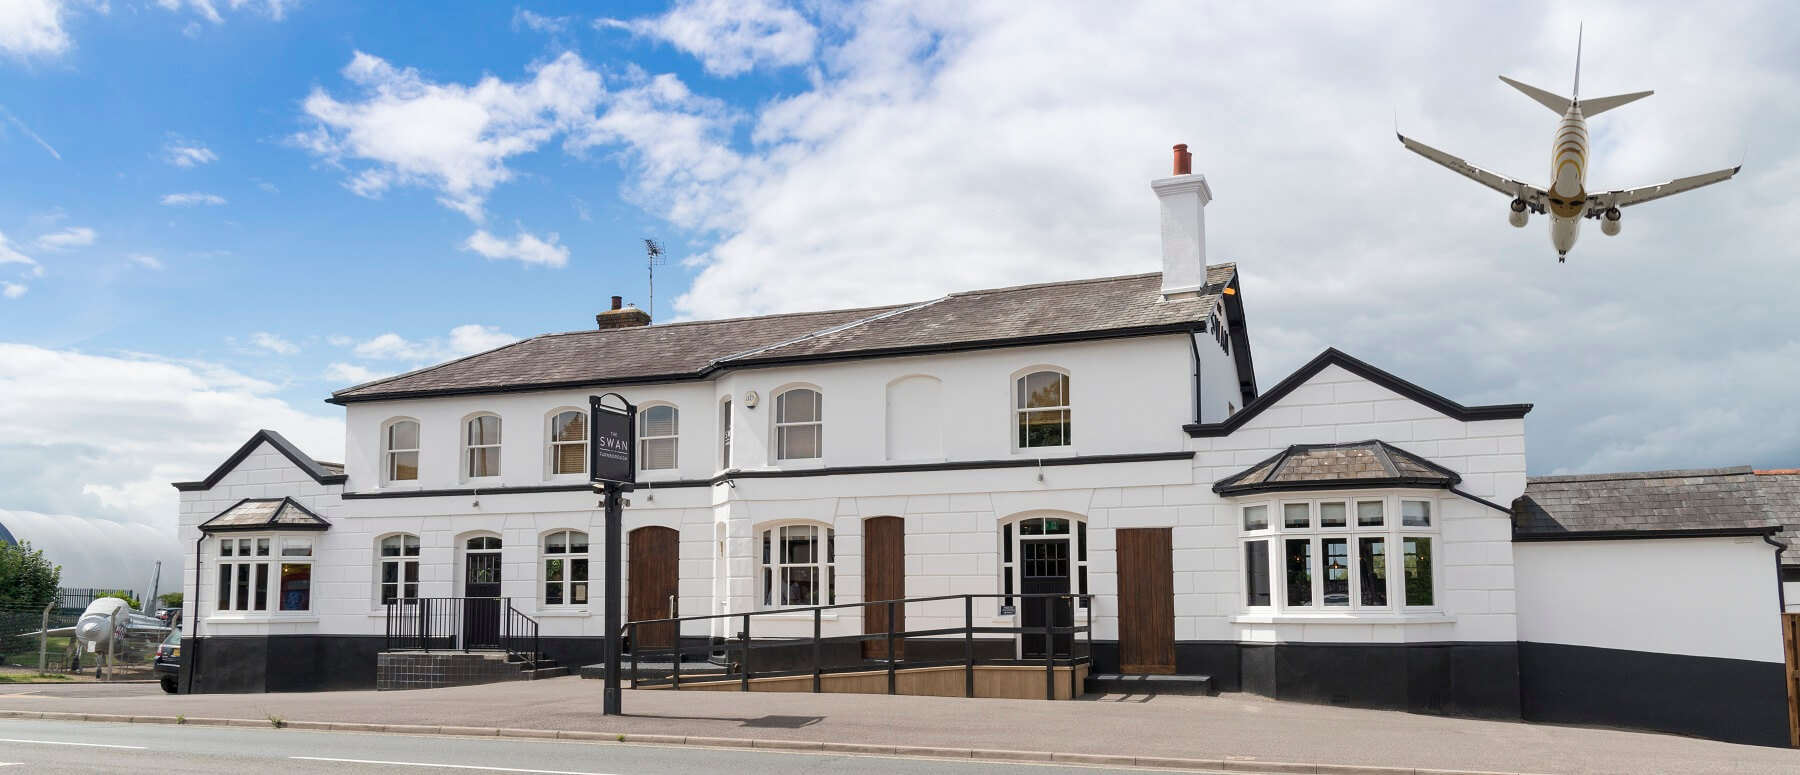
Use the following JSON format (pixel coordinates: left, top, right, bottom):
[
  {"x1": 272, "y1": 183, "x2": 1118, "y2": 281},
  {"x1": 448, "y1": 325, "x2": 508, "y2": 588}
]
[
  {"x1": 610, "y1": 295, "x2": 623, "y2": 311},
  {"x1": 1172, "y1": 144, "x2": 1192, "y2": 176}
]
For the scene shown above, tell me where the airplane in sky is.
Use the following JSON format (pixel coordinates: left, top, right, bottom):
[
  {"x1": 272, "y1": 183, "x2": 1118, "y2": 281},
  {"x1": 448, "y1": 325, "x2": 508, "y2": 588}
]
[{"x1": 1397, "y1": 31, "x2": 1739, "y2": 262}]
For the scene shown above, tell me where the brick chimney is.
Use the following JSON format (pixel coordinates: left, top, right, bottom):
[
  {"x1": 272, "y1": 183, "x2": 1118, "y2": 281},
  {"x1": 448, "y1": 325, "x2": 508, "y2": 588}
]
[
  {"x1": 596, "y1": 295, "x2": 651, "y2": 329},
  {"x1": 1151, "y1": 143, "x2": 1213, "y2": 300}
]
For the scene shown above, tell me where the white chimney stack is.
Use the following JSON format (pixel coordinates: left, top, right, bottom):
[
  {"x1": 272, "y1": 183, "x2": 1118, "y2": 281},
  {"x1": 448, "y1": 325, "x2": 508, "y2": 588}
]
[{"x1": 1152, "y1": 143, "x2": 1212, "y2": 300}]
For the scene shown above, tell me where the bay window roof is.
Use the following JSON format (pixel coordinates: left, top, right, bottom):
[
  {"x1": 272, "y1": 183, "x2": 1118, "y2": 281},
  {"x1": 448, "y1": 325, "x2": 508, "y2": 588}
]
[
  {"x1": 199, "y1": 497, "x2": 331, "y2": 533},
  {"x1": 1214, "y1": 440, "x2": 1460, "y2": 496}
]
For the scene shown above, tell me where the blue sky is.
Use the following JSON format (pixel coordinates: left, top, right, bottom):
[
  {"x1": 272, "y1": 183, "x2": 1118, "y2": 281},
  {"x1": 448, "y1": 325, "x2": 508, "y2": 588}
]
[{"x1": 2, "y1": 1, "x2": 1797, "y2": 529}]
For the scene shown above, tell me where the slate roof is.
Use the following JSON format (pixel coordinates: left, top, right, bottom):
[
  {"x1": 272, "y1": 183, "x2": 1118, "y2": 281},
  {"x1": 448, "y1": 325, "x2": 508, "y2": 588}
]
[
  {"x1": 329, "y1": 268, "x2": 1238, "y2": 404},
  {"x1": 1754, "y1": 470, "x2": 1800, "y2": 565},
  {"x1": 199, "y1": 497, "x2": 331, "y2": 532},
  {"x1": 1213, "y1": 440, "x2": 1461, "y2": 495},
  {"x1": 1513, "y1": 467, "x2": 1785, "y2": 540}
]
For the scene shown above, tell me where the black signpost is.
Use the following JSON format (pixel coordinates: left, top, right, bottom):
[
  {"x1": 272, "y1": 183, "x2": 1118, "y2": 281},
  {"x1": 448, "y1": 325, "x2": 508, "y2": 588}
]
[{"x1": 589, "y1": 393, "x2": 636, "y2": 716}]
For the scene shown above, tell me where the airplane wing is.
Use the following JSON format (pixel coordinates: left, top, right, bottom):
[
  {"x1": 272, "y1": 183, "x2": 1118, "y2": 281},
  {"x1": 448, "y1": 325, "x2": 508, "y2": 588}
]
[
  {"x1": 1586, "y1": 166, "x2": 1741, "y2": 213},
  {"x1": 19, "y1": 626, "x2": 78, "y2": 638},
  {"x1": 1397, "y1": 133, "x2": 1548, "y2": 212}
]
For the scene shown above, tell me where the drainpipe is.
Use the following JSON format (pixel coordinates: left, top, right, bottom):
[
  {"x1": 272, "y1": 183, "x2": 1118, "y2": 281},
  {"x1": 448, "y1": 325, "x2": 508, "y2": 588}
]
[
  {"x1": 188, "y1": 533, "x2": 205, "y2": 694},
  {"x1": 1762, "y1": 531, "x2": 1788, "y2": 612},
  {"x1": 1188, "y1": 328, "x2": 1204, "y2": 424}
]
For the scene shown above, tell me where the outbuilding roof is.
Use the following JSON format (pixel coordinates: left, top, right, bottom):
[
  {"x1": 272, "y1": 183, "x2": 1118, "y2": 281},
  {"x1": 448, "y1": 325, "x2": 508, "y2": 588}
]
[
  {"x1": 1512, "y1": 466, "x2": 1785, "y2": 541},
  {"x1": 1754, "y1": 469, "x2": 1800, "y2": 565},
  {"x1": 328, "y1": 267, "x2": 1252, "y2": 404},
  {"x1": 1213, "y1": 440, "x2": 1461, "y2": 495},
  {"x1": 199, "y1": 497, "x2": 331, "y2": 533}
]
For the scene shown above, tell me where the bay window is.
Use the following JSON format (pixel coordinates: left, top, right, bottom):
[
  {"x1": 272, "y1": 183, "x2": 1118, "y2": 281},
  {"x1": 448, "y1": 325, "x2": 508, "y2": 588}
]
[
  {"x1": 1241, "y1": 495, "x2": 1438, "y2": 612},
  {"x1": 215, "y1": 535, "x2": 312, "y2": 613}
]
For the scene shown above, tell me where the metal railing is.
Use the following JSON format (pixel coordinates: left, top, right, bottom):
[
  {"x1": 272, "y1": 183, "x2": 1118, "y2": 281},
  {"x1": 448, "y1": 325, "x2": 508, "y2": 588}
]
[
  {"x1": 621, "y1": 593, "x2": 1093, "y2": 701},
  {"x1": 385, "y1": 597, "x2": 540, "y2": 668}
]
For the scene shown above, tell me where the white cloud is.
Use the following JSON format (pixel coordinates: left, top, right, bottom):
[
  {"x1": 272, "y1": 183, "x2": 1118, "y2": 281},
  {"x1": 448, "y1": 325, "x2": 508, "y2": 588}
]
[
  {"x1": 0, "y1": 343, "x2": 344, "y2": 527},
  {"x1": 248, "y1": 331, "x2": 299, "y2": 355},
  {"x1": 163, "y1": 139, "x2": 218, "y2": 167},
  {"x1": 0, "y1": 0, "x2": 70, "y2": 59},
  {"x1": 460, "y1": 228, "x2": 569, "y2": 267},
  {"x1": 160, "y1": 191, "x2": 227, "y2": 206},
  {"x1": 154, "y1": 0, "x2": 293, "y2": 25},
  {"x1": 347, "y1": 324, "x2": 520, "y2": 362},
  {"x1": 293, "y1": 50, "x2": 603, "y2": 223},
  {"x1": 0, "y1": 230, "x2": 39, "y2": 269},
  {"x1": 599, "y1": 0, "x2": 816, "y2": 77},
  {"x1": 322, "y1": 361, "x2": 384, "y2": 385},
  {"x1": 33, "y1": 225, "x2": 93, "y2": 250},
  {"x1": 514, "y1": 9, "x2": 572, "y2": 35},
  {"x1": 1, "y1": 282, "x2": 25, "y2": 299},
  {"x1": 0, "y1": 104, "x2": 60, "y2": 159},
  {"x1": 128, "y1": 253, "x2": 163, "y2": 269}
]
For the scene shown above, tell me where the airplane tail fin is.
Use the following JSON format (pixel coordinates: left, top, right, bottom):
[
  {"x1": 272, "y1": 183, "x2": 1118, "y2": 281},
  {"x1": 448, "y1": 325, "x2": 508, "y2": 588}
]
[
  {"x1": 1576, "y1": 89, "x2": 1653, "y2": 117},
  {"x1": 1499, "y1": 76, "x2": 1570, "y2": 114}
]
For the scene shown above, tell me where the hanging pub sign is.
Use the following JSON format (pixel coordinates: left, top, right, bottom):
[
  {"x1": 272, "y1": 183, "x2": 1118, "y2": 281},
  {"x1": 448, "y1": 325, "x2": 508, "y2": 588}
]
[{"x1": 589, "y1": 394, "x2": 637, "y2": 488}]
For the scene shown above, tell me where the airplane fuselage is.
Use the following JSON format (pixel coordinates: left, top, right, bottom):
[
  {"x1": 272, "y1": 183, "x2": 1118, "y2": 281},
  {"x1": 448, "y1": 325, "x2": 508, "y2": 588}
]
[{"x1": 1547, "y1": 106, "x2": 1588, "y2": 257}]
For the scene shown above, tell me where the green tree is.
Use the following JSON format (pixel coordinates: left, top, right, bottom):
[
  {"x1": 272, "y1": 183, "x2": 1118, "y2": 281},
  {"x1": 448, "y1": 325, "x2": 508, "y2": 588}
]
[
  {"x1": 0, "y1": 541, "x2": 61, "y2": 609},
  {"x1": 96, "y1": 590, "x2": 141, "y2": 609},
  {"x1": 157, "y1": 592, "x2": 183, "y2": 608}
]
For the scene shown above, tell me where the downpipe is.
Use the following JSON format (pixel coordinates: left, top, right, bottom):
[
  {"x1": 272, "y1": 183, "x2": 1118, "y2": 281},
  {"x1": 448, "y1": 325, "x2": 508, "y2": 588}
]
[{"x1": 1762, "y1": 531, "x2": 1788, "y2": 612}]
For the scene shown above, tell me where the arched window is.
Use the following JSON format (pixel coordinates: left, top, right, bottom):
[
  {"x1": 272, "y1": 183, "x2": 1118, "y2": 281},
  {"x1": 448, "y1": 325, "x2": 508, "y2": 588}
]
[
  {"x1": 385, "y1": 420, "x2": 420, "y2": 482},
  {"x1": 543, "y1": 530, "x2": 590, "y2": 606},
  {"x1": 638, "y1": 405, "x2": 679, "y2": 471},
  {"x1": 759, "y1": 523, "x2": 834, "y2": 607},
  {"x1": 378, "y1": 534, "x2": 420, "y2": 604},
  {"x1": 465, "y1": 415, "x2": 501, "y2": 478},
  {"x1": 548, "y1": 410, "x2": 587, "y2": 476},
  {"x1": 1016, "y1": 371, "x2": 1071, "y2": 449},
  {"x1": 774, "y1": 388, "x2": 822, "y2": 461}
]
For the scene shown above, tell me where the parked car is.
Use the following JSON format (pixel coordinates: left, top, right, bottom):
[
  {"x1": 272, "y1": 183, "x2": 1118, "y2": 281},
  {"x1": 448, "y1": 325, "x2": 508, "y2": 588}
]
[
  {"x1": 154, "y1": 607, "x2": 180, "y2": 625},
  {"x1": 153, "y1": 628, "x2": 180, "y2": 694}
]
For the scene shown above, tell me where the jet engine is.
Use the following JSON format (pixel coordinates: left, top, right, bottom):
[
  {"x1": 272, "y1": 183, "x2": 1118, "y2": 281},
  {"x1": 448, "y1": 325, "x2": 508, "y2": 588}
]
[
  {"x1": 1508, "y1": 204, "x2": 1529, "y2": 228},
  {"x1": 1600, "y1": 207, "x2": 1622, "y2": 236}
]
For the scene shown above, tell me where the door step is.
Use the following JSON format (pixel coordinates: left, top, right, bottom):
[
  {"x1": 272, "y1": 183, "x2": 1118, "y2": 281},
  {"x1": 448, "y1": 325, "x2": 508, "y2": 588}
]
[{"x1": 1085, "y1": 673, "x2": 1213, "y2": 696}]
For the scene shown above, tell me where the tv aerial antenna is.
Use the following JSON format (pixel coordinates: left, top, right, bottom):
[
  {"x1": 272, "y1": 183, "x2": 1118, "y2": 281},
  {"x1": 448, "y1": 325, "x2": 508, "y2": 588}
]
[{"x1": 643, "y1": 238, "x2": 665, "y2": 322}]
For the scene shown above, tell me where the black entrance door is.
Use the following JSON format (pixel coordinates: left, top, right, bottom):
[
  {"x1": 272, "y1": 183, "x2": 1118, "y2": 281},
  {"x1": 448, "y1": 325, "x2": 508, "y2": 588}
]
[
  {"x1": 1020, "y1": 538, "x2": 1072, "y2": 658},
  {"x1": 464, "y1": 541, "x2": 502, "y2": 649}
]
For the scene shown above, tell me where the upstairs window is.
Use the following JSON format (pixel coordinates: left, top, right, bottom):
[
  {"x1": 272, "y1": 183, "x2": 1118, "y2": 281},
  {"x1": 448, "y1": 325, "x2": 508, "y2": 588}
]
[
  {"x1": 774, "y1": 388, "x2": 822, "y2": 461},
  {"x1": 549, "y1": 410, "x2": 587, "y2": 476},
  {"x1": 639, "y1": 405, "x2": 679, "y2": 471},
  {"x1": 465, "y1": 415, "x2": 501, "y2": 478},
  {"x1": 385, "y1": 420, "x2": 419, "y2": 482},
  {"x1": 1016, "y1": 371, "x2": 1071, "y2": 449}
]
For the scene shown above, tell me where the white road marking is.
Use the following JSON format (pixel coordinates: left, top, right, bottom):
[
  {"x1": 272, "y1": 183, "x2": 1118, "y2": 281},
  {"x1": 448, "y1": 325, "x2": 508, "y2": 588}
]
[
  {"x1": 0, "y1": 738, "x2": 146, "y2": 750},
  {"x1": 292, "y1": 758, "x2": 620, "y2": 774}
]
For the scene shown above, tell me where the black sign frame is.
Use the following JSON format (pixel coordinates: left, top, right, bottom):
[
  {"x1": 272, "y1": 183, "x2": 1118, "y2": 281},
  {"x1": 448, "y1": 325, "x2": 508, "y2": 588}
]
[{"x1": 588, "y1": 393, "x2": 637, "y2": 488}]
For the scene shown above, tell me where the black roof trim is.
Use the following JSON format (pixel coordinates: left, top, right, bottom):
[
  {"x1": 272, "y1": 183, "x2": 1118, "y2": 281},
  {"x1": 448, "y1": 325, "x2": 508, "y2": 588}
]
[
  {"x1": 1449, "y1": 487, "x2": 1513, "y2": 514},
  {"x1": 340, "y1": 451, "x2": 1196, "y2": 499},
  {"x1": 1212, "y1": 440, "x2": 1463, "y2": 495},
  {"x1": 1512, "y1": 526, "x2": 1783, "y2": 542},
  {"x1": 1186, "y1": 348, "x2": 1532, "y2": 438},
  {"x1": 327, "y1": 324, "x2": 1207, "y2": 405},
  {"x1": 198, "y1": 497, "x2": 332, "y2": 533},
  {"x1": 172, "y1": 430, "x2": 348, "y2": 492},
  {"x1": 1219, "y1": 274, "x2": 1258, "y2": 407}
]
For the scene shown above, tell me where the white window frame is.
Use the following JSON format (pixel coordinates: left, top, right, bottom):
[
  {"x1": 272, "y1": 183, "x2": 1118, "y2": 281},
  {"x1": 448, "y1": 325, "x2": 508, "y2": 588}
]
[
  {"x1": 773, "y1": 387, "x2": 823, "y2": 462},
  {"x1": 214, "y1": 534, "x2": 314, "y2": 614},
  {"x1": 637, "y1": 403, "x2": 679, "y2": 472},
  {"x1": 541, "y1": 530, "x2": 590, "y2": 607},
  {"x1": 757, "y1": 522, "x2": 835, "y2": 608},
  {"x1": 1013, "y1": 368, "x2": 1072, "y2": 451},
  {"x1": 1237, "y1": 493, "x2": 1440, "y2": 615},
  {"x1": 999, "y1": 514, "x2": 1089, "y2": 613},
  {"x1": 383, "y1": 418, "x2": 421, "y2": 484},
  {"x1": 463, "y1": 413, "x2": 502, "y2": 480},
  {"x1": 546, "y1": 408, "x2": 587, "y2": 479},
  {"x1": 378, "y1": 533, "x2": 421, "y2": 605},
  {"x1": 719, "y1": 396, "x2": 733, "y2": 470}
]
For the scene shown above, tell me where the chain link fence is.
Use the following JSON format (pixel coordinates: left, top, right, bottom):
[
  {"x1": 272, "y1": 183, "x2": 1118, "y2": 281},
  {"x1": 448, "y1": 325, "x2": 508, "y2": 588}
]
[{"x1": 0, "y1": 600, "x2": 160, "y2": 678}]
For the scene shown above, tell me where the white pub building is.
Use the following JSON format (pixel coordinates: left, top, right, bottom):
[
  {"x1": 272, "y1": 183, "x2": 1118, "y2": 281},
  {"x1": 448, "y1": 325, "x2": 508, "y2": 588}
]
[{"x1": 174, "y1": 146, "x2": 1794, "y2": 748}]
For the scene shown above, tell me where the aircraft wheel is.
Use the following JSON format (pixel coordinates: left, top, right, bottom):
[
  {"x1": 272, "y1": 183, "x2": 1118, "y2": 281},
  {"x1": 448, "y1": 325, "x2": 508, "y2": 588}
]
[{"x1": 160, "y1": 676, "x2": 178, "y2": 694}]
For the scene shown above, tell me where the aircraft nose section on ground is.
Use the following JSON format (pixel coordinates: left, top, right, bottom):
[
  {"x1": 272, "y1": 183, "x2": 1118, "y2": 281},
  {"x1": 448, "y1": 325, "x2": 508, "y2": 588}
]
[
  {"x1": 75, "y1": 617, "x2": 107, "y2": 644},
  {"x1": 1550, "y1": 216, "x2": 1580, "y2": 257}
]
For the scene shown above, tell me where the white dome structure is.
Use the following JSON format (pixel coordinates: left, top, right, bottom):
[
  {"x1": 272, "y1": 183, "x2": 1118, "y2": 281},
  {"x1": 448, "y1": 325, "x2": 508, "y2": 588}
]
[{"x1": 0, "y1": 509, "x2": 183, "y2": 604}]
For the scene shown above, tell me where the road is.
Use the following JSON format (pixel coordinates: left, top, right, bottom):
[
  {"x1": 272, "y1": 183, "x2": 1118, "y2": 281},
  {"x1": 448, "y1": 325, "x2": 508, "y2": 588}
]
[{"x1": 0, "y1": 719, "x2": 1190, "y2": 774}]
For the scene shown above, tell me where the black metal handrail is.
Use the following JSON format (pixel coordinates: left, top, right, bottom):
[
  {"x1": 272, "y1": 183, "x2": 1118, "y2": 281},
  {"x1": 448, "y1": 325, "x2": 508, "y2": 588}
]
[
  {"x1": 621, "y1": 593, "x2": 1093, "y2": 701},
  {"x1": 386, "y1": 597, "x2": 539, "y2": 667}
]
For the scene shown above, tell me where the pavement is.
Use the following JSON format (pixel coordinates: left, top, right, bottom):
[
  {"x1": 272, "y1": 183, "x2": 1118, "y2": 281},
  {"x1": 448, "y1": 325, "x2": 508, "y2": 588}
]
[
  {"x1": 0, "y1": 718, "x2": 1184, "y2": 774},
  {"x1": 0, "y1": 678, "x2": 1793, "y2": 775}
]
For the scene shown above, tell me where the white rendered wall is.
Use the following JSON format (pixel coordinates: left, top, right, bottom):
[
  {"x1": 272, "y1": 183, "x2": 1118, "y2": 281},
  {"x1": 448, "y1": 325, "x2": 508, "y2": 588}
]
[{"x1": 1515, "y1": 537, "x2": 1784, "y2": 663}]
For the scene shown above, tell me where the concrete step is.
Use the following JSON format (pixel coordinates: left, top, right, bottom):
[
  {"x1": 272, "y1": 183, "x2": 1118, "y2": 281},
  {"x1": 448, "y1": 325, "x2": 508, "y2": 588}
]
[
  {"x1": 1085, "y1": 673, "x2": 1213, "y2": 696},
  {"x1": 521, "y1": 666, "x2": 571, "y2": 680}
]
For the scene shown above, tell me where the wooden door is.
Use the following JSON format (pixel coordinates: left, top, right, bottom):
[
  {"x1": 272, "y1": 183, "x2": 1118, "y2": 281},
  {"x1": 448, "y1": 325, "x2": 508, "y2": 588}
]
[
  {"x1": 1783, "y1": 612, "x2": 1800, "y2": 748},
  {"x1": 629, "y1": 526, "x2": 680, "y2": 650},
  {"x1": 1117, "y1": 528, "x2": 1176, "y2": 674},
  {"x1": 862, "y1": 516, "x2": 905, "y2": 659}
]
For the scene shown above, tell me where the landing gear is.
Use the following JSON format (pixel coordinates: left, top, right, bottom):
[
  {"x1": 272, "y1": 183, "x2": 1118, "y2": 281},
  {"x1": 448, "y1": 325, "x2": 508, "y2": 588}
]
[{"x1": 1557, "y1": 252, "x2": 1567, "y2": 263}]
